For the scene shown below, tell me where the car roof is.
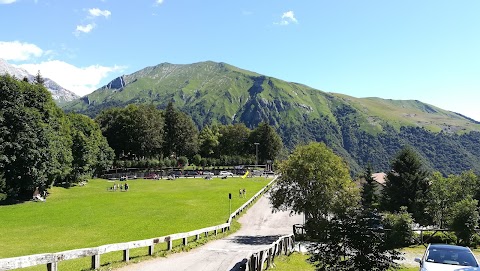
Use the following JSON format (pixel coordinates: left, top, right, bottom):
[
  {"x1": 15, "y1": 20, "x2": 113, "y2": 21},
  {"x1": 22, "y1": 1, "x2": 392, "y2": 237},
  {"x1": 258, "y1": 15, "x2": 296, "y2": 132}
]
[{"x1": 429, "y1": 244, "x2": 472, "y2": 251}]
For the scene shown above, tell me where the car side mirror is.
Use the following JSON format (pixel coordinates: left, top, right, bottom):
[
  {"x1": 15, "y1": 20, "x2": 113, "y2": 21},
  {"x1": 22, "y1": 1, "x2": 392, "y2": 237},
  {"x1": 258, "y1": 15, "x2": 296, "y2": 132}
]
[{"x1": 414, "y1": 257, "x2": 422, "y2": 264}]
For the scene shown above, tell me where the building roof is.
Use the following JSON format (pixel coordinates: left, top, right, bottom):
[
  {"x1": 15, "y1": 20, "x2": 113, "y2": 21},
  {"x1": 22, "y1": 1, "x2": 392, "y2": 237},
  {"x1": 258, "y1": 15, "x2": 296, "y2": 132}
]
[{"x1": 372, "y1": 172, "x2": 387, "y2": 186}]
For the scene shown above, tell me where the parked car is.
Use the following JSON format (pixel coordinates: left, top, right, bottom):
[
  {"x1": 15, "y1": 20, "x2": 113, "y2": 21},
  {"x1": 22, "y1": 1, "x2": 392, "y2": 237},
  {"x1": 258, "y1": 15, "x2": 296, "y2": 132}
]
[
  {"x1": 414, "y1": 244, "x2": 480, "y2": 270},
  {"x1": 144, "y1": 173, "x2": 159, "y2": 180},
  {"x1": 184, "y1": 170, "x2": 200, "y2": 177},
  {"x1": 203, "y1": 171, "x2": 214, "y2": 176},
  {"x1": 219, "y1": 171, "x2": 234, "y2": 177}
]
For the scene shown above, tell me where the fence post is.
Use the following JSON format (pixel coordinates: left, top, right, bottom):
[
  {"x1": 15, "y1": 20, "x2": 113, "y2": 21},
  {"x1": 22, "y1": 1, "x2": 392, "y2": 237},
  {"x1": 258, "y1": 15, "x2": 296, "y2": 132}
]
[
  {"x1": 91, "y1": 254, "x2": 100, "y2": 270},
  {"x1": 149, "y1": 245, "x2": 154, "y2": 256},
  {"x1": 123, "y1": 249, "x2": 130, "y2": 262},
  {"x1": 183, "y1": 237, "x2": 188, "y2": 246},
  {"x1": 47, "y1": 262, "x2": 57, "y2": 271},
  {"x1": 250, "y1": 254, "x2": 257, "y2": 271},
  {"x1": 267, "y1": 248, "x2": 272, "y2": 268},
  {"x1": 259, "y1": 250, "x2": 265, "y2": 270}
]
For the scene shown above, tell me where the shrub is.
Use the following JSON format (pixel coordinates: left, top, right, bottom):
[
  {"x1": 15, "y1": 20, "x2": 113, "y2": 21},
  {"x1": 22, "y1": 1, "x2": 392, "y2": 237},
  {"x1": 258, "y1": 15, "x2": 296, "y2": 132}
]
[
  {"x1": 383, "y1": 207, "x2": 415, "y2": 249},
  {"x1": 177, "y1": 156, "x2": 189, "y2": 168},
  {"x1": 449, "y1": 198, "x2": 479, "y2": 246},
  {"x1": 418, "y1": 231, "x2": 457, "y2": 244}
]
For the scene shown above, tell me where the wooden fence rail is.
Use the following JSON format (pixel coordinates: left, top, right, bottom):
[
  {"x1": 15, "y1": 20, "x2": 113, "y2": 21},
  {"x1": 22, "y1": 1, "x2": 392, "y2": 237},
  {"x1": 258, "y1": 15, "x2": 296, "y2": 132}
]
[{"x1": 0, "y1": 177, "x2": 277, "y2": 271}]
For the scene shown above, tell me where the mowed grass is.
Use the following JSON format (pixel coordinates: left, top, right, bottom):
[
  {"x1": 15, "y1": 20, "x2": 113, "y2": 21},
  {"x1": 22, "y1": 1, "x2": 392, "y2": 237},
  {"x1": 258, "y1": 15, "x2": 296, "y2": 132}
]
[
  {"x1": 0, "y1": 177, "x2": 270, "y2": 259},
  {"x1": 274, "y1": 253, "x2": 315, "y2": 271}
]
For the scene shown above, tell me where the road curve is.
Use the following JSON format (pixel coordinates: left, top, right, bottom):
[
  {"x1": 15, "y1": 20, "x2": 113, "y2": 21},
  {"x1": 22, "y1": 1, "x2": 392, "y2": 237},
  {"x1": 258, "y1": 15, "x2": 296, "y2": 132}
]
[{"x1": 115, "y1": 194, "x2": 303, "y2": 271}]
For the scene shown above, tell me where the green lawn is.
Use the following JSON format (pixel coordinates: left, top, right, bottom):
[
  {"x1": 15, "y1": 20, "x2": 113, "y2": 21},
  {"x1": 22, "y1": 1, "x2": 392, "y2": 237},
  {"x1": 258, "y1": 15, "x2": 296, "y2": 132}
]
[
  {"x1": 274, "y1": 253, "x2": 315, "y2": 271},
  {"x1": 0, "y1": 177, "x2": 270, "y2": 260}
]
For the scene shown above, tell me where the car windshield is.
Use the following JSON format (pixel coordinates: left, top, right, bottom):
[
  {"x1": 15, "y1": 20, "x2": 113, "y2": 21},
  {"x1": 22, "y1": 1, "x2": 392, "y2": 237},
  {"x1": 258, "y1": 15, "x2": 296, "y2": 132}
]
[{"x1": 426, "y1": 247, "x2": 478, "y2": 267}]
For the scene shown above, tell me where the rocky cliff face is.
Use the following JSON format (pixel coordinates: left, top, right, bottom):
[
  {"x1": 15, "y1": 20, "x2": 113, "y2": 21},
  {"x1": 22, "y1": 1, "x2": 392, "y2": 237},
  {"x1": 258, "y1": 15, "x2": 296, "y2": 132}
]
[{"x1": 0, "y1": 58, "x2": 79, "y2": 103}]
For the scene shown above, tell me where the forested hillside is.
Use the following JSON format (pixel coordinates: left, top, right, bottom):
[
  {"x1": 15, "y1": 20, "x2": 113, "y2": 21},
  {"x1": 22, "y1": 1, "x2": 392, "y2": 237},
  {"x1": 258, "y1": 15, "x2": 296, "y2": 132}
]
[{"x1": 63, "y1": 61, "x2": 480, "y2": 175}]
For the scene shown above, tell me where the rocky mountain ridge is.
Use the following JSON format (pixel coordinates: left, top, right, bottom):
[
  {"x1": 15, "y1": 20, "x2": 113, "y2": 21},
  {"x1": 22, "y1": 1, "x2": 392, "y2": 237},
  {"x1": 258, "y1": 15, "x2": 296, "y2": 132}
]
[{"x1": 0, "y1": 58, "x2": 79, "y2": 103}]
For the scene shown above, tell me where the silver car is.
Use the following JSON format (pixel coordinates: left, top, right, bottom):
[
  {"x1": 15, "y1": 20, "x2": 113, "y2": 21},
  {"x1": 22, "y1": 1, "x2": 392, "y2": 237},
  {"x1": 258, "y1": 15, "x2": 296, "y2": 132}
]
[{"x1": 415, "y1": 244, "x2": 480, "y2": 271}]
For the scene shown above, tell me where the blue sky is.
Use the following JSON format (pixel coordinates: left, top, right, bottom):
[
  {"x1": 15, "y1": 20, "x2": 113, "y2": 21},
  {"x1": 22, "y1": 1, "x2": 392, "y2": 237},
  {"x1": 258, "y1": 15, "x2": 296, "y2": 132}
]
[{"x1": 1, "y1": 0, "x2": 479, "y2": 121}]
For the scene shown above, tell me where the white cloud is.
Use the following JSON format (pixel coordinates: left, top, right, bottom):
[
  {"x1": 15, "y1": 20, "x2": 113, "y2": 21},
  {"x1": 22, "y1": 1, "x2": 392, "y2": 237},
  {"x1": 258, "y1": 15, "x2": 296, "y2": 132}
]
[
  {"x1": 19, "y1": 60, "x2": 126, "y2": 96},
  {"x1": 0, "y1": 0, "x2": 18, "y2": 4},
  {"x1": 278, "y1": 11, "x2": 298, "y2": 25},
  {"x1": 155, "y1": 0, "x2": 164, "y2": 5},
  {"x1": 76, "y1": 24, "x2": 95, "y2": 34},
  {"x1": 89, "y1": 8, "x2": 111, "y2": 18},
  {"x1": 0, "y1": 41, "x2": 43, "y2": 61}
]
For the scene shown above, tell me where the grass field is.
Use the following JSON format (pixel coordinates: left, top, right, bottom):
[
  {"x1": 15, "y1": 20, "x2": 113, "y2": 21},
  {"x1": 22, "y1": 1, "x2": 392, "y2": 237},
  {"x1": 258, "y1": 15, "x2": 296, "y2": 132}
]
[{"x1": 0, "y1": 177, "x2": 270, "y2": 261}]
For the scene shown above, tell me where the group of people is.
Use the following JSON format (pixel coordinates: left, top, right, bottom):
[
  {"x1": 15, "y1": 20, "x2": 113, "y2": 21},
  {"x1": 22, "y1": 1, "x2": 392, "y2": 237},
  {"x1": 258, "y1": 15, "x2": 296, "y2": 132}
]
[
  {"x1": 110, "y1": 183, "x2": 129, "y2": 191},
  {"x1": 32, "y1": 187, "x2": 47, "y2": 202}
]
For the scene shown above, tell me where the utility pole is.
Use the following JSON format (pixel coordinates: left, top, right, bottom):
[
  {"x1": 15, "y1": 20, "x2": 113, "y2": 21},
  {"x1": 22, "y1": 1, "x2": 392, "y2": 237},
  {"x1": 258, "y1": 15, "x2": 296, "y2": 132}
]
[{"x1": 254, "y1": 142, "x2": 259, "y2": 169}]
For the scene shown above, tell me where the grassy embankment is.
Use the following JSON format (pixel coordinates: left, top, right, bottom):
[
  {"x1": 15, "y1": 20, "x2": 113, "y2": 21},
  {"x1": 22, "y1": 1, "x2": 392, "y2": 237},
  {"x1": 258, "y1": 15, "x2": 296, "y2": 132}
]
[
  {"x1": 0, "y1": 177, "x2": 270, "y2": 270},
  {"x1": 275, "y1": 246, "x2": 480, "y2": 271}
]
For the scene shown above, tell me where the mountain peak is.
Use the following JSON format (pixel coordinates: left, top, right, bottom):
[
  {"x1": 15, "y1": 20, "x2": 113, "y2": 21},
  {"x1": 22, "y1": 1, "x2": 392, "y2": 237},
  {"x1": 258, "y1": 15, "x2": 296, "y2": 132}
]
[{"x1": 0, "y1": 58, "x2": 79, "y2": 103}]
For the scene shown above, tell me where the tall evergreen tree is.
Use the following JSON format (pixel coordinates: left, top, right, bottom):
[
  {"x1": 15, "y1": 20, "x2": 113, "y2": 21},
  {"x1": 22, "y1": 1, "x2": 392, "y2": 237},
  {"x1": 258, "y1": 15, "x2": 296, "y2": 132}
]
[
  {"x1": 382, "y1": 146, "x2": 430, "y2": 225},
  {"x1": 163, "y1": 101, "x2": 179, "y2": 157},
  {"x1": 361, "y1": 165, "x2": 379, "y2": 210},
  {"x1": 162, "y1": 102, "x2": 198, "y2": 158},
  {"x1": 249, "y1": 122, "x2": 283, "y2": 163},
  {"x1": 34, "y1": 70, "x2": 45, "y2": 86}
]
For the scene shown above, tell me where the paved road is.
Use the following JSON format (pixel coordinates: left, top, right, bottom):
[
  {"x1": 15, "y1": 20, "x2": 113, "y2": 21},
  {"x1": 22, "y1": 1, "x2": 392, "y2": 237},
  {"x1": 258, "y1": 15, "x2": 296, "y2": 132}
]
[{"x1": 116, "y1": 195, "x2": 303, "y2": 271}]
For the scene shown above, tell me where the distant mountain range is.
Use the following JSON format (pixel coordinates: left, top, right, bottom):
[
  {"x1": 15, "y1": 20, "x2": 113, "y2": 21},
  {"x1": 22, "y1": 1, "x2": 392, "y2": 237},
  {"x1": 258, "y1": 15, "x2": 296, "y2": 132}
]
[
  {"x1": 63, "y1": 61, "x2": 480, "y2": 175},
  {"x1": 0, "y1": 58, "x2": 78, "y2": 103}
]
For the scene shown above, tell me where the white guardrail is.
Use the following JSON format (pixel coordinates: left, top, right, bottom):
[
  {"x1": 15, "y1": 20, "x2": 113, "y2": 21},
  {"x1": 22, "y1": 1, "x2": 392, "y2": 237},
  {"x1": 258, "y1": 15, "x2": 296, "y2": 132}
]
[{"x1": 0, "y1": 177, "x2": 277, "y2": 271}]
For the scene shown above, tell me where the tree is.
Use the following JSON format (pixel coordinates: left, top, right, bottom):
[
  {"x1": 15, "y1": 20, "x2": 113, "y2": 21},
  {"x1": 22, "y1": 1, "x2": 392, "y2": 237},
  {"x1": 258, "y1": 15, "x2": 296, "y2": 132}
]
[
  {"x1": 198, "y1": 125, "x2": 219, "y2": 157},
  {"x1": 309, "y1": 207, "x2": 402, "y2": 271},
  {"x1": 34, "y1": 70, "x2": 45, "y2": 86},
  {"x1": 361, "y1": 165, "x2": 380, "y2": 210},
  {"x1": 96, "y1": 105, "x2": 164, "y2": 159},
  {"x1": 216, "y1": 123, "x2": 251, "y2": 157},
  {"x1": 270, "y1": 142, "x2": 400, "y2": 271},
  {"x1": 382, "y1": 208, "x2": 415, "y2": 249},
  {"x1": 270, "y1": 142, "x2": 359, "y2": 224},
  {"x1": 450, "y1": 198, "x2": 479, "y2": 246},
  {"x1": 68, "y1": 113, "x2": 114, "y2": 182},
  {"x1": 426, "y1": 172, "x2": 477, "y2": 227},
  {"x1": 249, "y1": 122, "x2": 282, "y2": 164},
  {"x1": 382, "y1": 146, "x2": 430, "y2": 225},
  {"x1": 0, "y1": 75, "x2": 70, "y2": 200},
  {"x1": 162, "y1": 102, "x2": 198, "y2": 158},
  {"x1": 192, "y1": 154, "x2": 202, "y2": 167}
]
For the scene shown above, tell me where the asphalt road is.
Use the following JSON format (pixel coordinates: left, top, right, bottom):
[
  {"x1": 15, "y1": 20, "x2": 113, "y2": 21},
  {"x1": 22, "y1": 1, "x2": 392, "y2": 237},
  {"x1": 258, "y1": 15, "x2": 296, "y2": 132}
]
[{"x1": 115, "y1": 194, "x2": 303, "y2": 271}]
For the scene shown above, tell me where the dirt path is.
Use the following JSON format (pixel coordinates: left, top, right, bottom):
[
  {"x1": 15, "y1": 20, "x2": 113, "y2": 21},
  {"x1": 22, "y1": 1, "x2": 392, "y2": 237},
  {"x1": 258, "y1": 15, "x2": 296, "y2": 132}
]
[{"x1": 115, "y1": 195, "x2": 303, "y2": 271}]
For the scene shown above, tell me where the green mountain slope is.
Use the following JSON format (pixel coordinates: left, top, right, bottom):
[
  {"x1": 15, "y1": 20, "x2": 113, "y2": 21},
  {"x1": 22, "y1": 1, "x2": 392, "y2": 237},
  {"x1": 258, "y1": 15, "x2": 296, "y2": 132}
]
[{"x1": 63, "y1": 61, "x2": 480, "y2": 175}]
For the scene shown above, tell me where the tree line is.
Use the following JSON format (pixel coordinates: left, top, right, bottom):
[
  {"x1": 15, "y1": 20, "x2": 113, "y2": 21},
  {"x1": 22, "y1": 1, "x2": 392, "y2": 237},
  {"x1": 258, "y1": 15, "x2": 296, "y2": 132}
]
[
  {"x1": 271, "y1": 142, "x2": 480, "y2": 270},
  {"x1": 95, "y1": 102, "x2": 283, "y2": 168},
  {"x1": 0, "y1": 75, "x2": 283, "y2": 202},
  {"x1": 0, "y1": 75, "x2": 114, "y2": 202}
]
